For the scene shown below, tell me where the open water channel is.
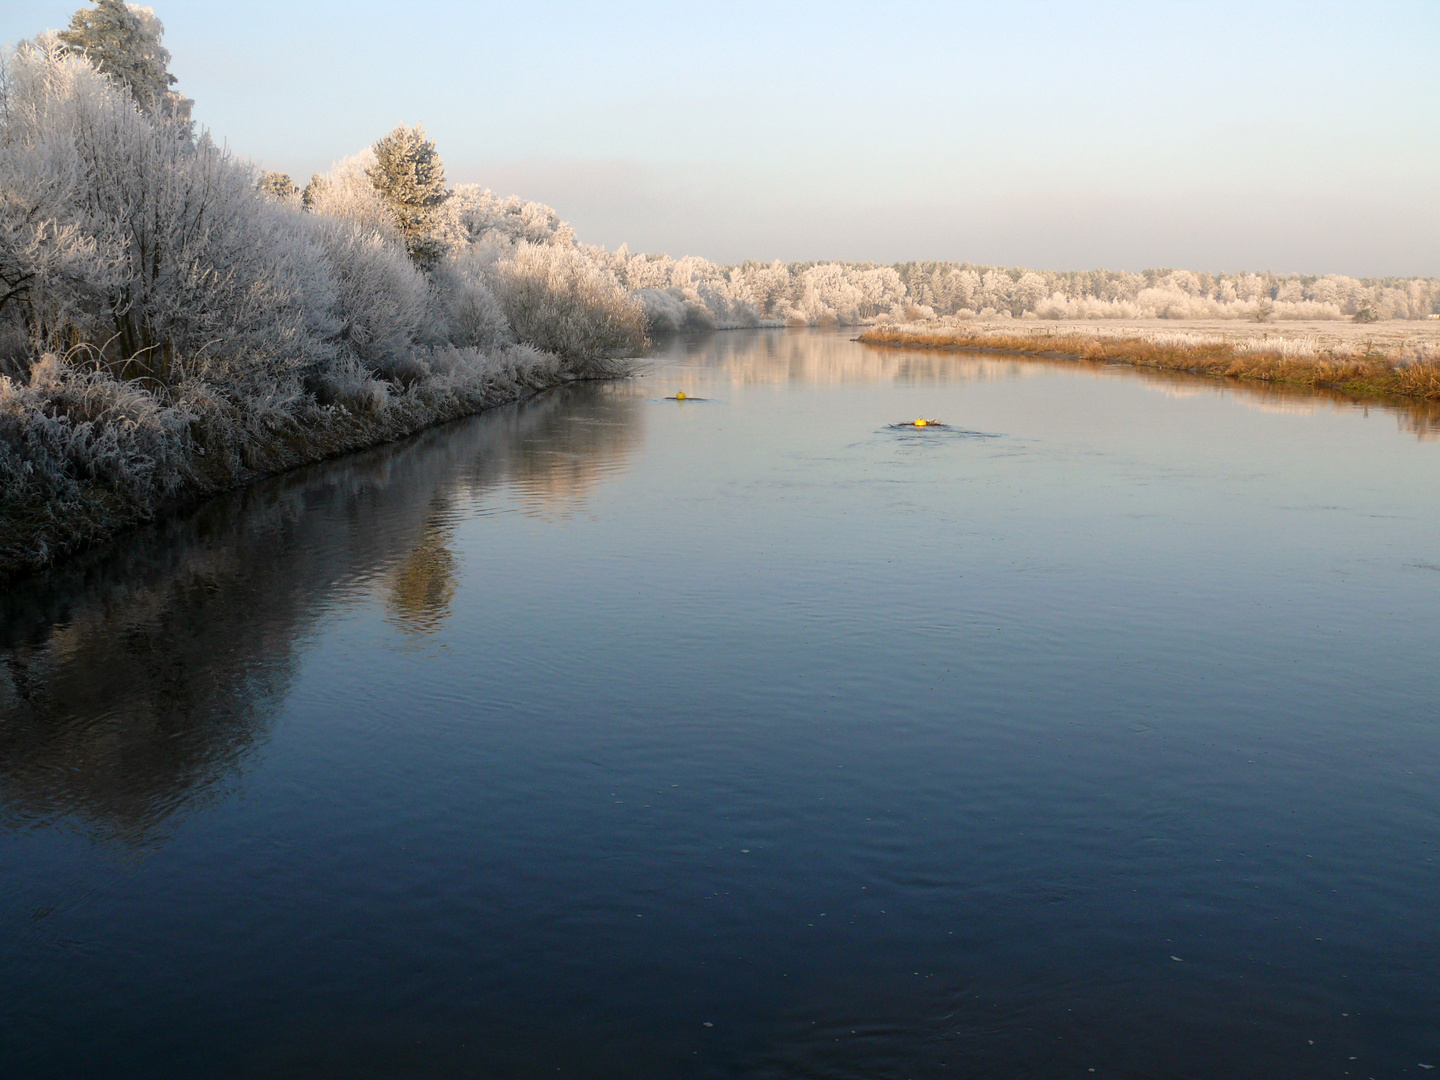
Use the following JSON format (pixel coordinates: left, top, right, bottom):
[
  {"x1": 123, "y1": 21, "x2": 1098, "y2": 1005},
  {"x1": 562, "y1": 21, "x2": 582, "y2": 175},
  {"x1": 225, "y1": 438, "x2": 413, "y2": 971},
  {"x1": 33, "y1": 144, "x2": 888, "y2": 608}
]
[{"x1": 2, "y1": 328, "x2": 1439, "y2": 1078}]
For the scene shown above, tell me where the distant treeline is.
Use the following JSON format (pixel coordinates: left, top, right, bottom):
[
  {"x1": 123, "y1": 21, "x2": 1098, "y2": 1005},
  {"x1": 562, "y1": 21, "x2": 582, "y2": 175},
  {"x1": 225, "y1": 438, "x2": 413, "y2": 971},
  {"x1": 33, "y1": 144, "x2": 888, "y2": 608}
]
[
  {"x1": 603, "y1": 254, "x2": 1440, "y2": 331},
  {"x1": 280, "y1": 155, "x2": 1440, "y2": 333}
]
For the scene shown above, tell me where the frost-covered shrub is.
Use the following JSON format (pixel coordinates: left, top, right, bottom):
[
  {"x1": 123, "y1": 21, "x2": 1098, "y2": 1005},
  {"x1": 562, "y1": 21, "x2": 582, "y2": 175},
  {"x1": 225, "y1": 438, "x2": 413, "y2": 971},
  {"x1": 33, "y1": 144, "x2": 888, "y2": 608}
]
[
  {"x1": 307, "y1": 356, "x2": 391, "y2": 413},
  {"x1": 0, "y1": 21, "x2": 656, "y2": 573},
  {"x1": 489, "y1": 242, "x2": 646, "y2": 364},
  {"x1": 604, "y1": 249, "x2": 769, "y2": 330},
  {"x1": 422, "y1": 341, "x2": 559, "y2": 397},
  {"x1": 305, "y1": 216, "x2": 427, "y2": 377},
  {"x1": 428, "y1": 245, "x2": 514, "y2": 352},
  {"x1": 0, "y1": 351, "x2": 191, "y2": 558},
  {"x1": 633, "y1": 287, "x2": 715, "y2": 334},
  {"x1": 1, "y1": 41, "x2": 336, "y2": 389},
  {"x1": 447, "y1": 186, "x2": 575, "y2": 248},
  {"x1": 300, "y1": 150, "x2": 396, "y2": 237}
]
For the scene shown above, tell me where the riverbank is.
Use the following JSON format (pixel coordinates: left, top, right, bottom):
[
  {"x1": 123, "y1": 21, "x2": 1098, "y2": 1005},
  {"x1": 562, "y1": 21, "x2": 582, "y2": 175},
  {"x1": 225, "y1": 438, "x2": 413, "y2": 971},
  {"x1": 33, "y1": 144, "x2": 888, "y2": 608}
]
[
  {"x1": 858, "y1": 320, "x2": 1440, "y2": 401},
  {"x1": 0, "y1": 349, "x2": 628, "y2": 581}
]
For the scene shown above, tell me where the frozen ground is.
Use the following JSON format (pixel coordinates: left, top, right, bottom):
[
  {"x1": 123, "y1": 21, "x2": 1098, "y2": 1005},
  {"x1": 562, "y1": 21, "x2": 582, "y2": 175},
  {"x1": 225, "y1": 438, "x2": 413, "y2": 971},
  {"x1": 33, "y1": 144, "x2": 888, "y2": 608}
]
[{"x1": 907, "y1": 319, "x2": 1440, "y2": 363}]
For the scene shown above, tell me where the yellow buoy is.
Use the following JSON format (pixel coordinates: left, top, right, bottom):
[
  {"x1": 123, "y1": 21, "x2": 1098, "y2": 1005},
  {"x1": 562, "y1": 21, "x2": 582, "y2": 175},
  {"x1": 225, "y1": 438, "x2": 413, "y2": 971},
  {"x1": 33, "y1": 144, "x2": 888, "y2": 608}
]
[
  {"x1": 676, "y1": 391, "x2": 687, "y2": 400},
  {"x1": 914, "y1": 418, "x2": 926, "y2": 427}
]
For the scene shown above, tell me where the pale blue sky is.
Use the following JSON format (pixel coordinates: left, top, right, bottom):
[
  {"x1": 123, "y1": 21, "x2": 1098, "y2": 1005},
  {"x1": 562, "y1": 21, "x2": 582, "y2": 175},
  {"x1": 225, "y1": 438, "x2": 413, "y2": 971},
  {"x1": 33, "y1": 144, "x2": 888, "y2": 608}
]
[{"x1": 6, "y1": 1, "x2": 1437, "y2": 274}]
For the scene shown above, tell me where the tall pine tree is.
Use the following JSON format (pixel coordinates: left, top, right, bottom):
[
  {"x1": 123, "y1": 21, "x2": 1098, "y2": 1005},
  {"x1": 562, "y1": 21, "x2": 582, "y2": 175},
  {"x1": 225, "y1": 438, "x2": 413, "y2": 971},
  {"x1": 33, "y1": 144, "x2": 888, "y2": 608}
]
[
  {"x1": 57, "y1": 0, "x2": 190, "y2": 118},
  {"x1": 366, "y1": 125, "x2": 449, "y2": 269}
]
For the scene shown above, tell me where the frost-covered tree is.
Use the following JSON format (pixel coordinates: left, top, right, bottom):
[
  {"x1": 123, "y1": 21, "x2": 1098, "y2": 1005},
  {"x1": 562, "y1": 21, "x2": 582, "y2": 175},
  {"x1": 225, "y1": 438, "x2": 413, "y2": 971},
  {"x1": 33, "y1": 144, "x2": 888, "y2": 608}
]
[
  {"x1": 447, "y1": 186, "x2": 574, "y2": 248},
  {"x1": 0, "y1": 39, "x2": 335, "y2": 383},
  {"x1": 301, "y1": 173, "x2": 328, "y2": 212},
  {"x1": 0, "y1": 27, "x2": 647, "y2": 573},
  {"x1": 56, "y1": 0, "x2": 190, "y2": 119},
  {"x1": 257, "y1": 170, "x2": 299, "y2": 201},
  {"x1": 366, "y1": 124, "x2": 449, "y2": 268}
]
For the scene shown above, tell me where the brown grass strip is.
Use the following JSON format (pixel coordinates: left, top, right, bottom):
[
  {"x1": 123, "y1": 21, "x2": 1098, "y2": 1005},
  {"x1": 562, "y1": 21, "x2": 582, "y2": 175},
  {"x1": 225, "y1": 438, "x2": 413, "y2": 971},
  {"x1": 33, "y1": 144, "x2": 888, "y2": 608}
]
[{"x1": 857, "y1": 326, "x2": 1440, "y2": 401}]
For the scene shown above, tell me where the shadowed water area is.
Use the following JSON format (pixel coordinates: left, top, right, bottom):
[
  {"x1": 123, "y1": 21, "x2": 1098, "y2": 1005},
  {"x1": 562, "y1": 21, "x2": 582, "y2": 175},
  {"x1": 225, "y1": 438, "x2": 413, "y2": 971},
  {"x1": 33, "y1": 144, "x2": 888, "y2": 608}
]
[{"x1": 2, "y1": 328, "x2": 1438, "y2": 1078}]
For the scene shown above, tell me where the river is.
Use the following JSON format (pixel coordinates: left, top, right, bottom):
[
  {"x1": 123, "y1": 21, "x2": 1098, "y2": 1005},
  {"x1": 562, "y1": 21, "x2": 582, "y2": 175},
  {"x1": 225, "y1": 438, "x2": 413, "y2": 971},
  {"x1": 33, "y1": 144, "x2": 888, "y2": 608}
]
[{"x1": 3, "y1": 328, "x2": 1438, "y2": 1078}]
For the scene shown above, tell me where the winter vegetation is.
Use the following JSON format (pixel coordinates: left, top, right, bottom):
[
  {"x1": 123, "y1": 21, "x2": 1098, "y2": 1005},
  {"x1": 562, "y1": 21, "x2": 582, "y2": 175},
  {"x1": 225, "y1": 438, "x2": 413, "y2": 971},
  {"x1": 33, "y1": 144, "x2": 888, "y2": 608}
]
[
  {"x1": 0, "y1": 3, "x2": 644, "y2": 576},
  {"x1": 4, "y1": 2, "x2": 1438, "y2": 576},
  {"x1": 606, "y1": 256, "x2": 1440, "y2": 331},
  {"x1": 858, "y1": 320, "x2": 1440, "y2": 401}
]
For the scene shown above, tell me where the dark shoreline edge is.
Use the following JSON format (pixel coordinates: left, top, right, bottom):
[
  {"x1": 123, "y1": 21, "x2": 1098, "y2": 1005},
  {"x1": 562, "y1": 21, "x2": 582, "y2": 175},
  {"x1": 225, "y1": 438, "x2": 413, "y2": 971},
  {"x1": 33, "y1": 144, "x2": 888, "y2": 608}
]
[{"x1": 0, "y1": 365, "x2": 631, "y2": 585}]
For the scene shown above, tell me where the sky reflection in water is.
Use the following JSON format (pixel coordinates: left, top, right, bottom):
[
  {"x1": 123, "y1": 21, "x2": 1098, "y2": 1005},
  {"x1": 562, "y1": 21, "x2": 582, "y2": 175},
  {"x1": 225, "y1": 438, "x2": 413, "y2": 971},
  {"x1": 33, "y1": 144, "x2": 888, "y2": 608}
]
[{"x1": 2, "y1": 329, "x2": 1438, "y2": 1078}]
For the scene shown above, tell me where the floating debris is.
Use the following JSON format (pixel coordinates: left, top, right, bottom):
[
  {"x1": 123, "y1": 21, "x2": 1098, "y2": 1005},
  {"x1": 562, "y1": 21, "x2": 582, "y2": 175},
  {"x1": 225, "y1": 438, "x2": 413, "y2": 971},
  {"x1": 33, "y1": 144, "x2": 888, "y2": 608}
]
[
  {"x1": 890, "y1": 418, "x2": 945, "y2": 429},
  {"x1": 664, "y1": 391, "x2": 706, "y2": 401}
]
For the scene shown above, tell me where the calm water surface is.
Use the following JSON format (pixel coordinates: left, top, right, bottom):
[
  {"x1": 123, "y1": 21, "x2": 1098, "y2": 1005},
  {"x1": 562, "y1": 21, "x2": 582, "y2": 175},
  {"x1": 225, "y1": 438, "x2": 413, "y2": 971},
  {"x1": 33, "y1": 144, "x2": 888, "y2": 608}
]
[{"x1": 3, "y1": 329, "x2": 1439, "y2": 1078}]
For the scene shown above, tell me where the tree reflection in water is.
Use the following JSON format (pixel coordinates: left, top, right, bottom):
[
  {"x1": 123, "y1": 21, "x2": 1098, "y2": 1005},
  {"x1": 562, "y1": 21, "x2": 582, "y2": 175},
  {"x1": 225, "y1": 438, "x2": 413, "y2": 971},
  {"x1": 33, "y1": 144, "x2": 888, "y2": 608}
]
[
  {"x1": 0, "y1": 380, "x2": 643, "y2": 843},
  {"x1": 386, "y1": 505, "x2": 459, "y2": 636}
]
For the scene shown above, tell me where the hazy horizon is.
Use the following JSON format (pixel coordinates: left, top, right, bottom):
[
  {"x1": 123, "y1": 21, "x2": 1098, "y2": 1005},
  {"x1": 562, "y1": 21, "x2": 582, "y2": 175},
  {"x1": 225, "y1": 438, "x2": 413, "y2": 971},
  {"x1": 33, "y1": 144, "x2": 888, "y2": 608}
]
[{"x1": 5, "y1": 0, "x2": 1437, "y2": 276}]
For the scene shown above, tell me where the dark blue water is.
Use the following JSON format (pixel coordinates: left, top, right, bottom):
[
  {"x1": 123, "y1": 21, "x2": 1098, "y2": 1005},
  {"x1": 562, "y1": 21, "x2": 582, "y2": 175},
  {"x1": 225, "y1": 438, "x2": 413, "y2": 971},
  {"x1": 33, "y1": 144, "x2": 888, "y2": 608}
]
[{"x1": 3, "y1": 329, "x2": 1439, "y2": 1078}]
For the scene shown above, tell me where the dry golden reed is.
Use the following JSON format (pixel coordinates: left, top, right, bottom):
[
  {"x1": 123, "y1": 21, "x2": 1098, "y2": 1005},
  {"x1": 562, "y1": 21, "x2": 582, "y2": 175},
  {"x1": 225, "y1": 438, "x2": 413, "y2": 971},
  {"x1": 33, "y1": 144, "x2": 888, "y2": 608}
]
[{"x1": 857, "y1": 325, "x2": 1440, "y2": 401}]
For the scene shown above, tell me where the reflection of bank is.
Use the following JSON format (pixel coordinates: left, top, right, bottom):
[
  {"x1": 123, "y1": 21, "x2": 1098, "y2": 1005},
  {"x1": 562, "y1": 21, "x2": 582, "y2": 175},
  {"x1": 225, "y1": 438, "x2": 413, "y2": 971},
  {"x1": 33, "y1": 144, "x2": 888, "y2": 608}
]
[
  {"x1": 1398, "y1": 402, "x2": 1440, "y2": 441},
  {"x1": 657, "y1": 327, "x2": 1010, "y2": 387},
  {"x1": 0, "y1": 380, "x2": 644, "y2": 843},
  {"x1": 0, "y1": 558, "x2": 300, "y2": 843},
  {"x1": 457, "y1": 380, "x2": 647, "y2": 517}
]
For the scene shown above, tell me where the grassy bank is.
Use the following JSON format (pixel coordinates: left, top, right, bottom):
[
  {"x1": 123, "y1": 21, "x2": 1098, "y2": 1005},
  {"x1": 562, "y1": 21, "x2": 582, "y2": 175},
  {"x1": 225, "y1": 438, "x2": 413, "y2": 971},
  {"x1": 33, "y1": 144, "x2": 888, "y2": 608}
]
[
  {"x1": 857, "y1": 323, "x2": 1440, "y2": 401},
  {"x1": 0, "y1": 349, "x2": 628, "y2": 580}
]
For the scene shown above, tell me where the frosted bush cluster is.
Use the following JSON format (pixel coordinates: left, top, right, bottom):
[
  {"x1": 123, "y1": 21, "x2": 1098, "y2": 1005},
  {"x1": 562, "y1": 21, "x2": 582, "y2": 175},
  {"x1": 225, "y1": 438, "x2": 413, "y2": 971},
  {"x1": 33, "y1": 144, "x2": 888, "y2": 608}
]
[
  {"x1": 602, "y1": 253, "x2": 922, "y2": 331},
  {"x1": 446, "y1": 187, "x2": 576, "y2": 249},
  {"x1": 0, "y1": 29, "x2": 644, "y2": 570}
]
